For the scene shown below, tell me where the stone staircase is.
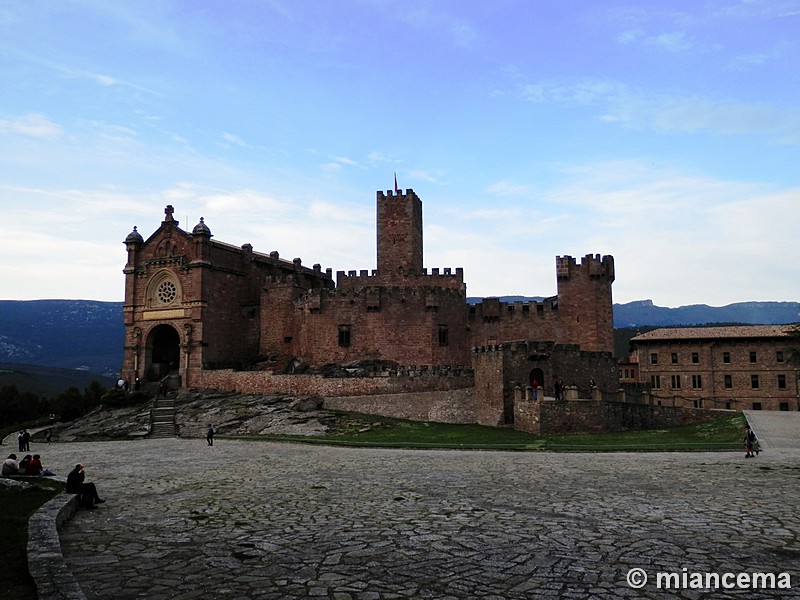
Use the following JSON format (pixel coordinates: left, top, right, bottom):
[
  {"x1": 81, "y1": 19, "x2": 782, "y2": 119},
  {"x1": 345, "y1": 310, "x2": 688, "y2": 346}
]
[{"x1": 150, "y1": 394, "x2": 177, "y2": 438}]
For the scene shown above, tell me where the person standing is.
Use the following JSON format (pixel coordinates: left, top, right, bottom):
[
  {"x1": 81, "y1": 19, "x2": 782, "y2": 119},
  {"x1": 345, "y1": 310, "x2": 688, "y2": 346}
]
[
  {"x1": 744, "y1": 425, "x2": 758, "y2": 458},
  {"x1": 206, "y1": 424, "x2": 215, "y2": 446},
  {"x1": 45, "y1": 429, "x2": 52, "y2": 444},
  {"x1": 531, "y1": 380, "x2": 539, "y2": 401}
]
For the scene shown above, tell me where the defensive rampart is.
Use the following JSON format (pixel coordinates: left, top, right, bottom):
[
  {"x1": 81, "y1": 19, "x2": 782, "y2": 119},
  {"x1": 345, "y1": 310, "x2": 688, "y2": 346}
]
[
  {"x1": 324, "y1": 388, "x2": 476, "y2": 424},
  {"x1": 514, "y1": 389, "x2": 729, "y2": 435},
  {"x1": 198, "y1": 368, "x2": 474, "y2": 398}
]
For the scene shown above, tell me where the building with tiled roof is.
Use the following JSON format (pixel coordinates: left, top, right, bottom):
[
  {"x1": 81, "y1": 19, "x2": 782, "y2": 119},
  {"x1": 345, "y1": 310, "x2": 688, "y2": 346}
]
[{"x1": 630, "y1": 324, "x2": 800, "y2": 411}]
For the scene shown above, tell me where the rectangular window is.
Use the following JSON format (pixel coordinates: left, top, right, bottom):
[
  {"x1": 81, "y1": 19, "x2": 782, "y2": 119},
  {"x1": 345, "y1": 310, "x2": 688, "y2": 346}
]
[
  {"x1": 778, "y1": 374, "x2": 787, "y2": 389},
  {"x1": 777, "y1": 351, "x2": 784, "y2": 363},
  {"x1": 691, "y1": 374, "x2": 702, "y2": 389},
  {"x1": 752, "y1": 402, "x2": 762, "y2": 410},
  {"x1": 650, "y1": 375, "x2": 661, "y2": 389},
  {"x1": 751, "y1": 374, "x2": 759, "y2": 389},
  {"x1": 338, "y1": 325, "x2": 351, "y2": 347},
  {"x1": 724, "y1": 374, "x2": 732, "y2": 389},
  {"x1": 691, "y1": 352, "x2": 699, "y2": 364},
  {"x1": 723, "y1": 352, "x2": 731, "y2": 364},
  {"x1": 780, "y1": 403, "x2": 789, "y2": 411},
  {"x1": 650, "y1": 353, "x2": 658, "y2": 365},
  {"x1": 671, "y1": 353, "x2": 678, "y2": 364},
  {"x1": 725, "y1": 401, "x2": 732, "y2": 410},
  {"x1": 749, "y1": 351, "x2": 757, "y2": 363},
  {"x1": 671, "y1": 375, "x2": 681, "y2": 389},
  {"x1": 438, "y1": 324, "x2": 449, "y2": 346},
  {"x1": 693, "y1": 399, "x2": 702, "y2": 409}
]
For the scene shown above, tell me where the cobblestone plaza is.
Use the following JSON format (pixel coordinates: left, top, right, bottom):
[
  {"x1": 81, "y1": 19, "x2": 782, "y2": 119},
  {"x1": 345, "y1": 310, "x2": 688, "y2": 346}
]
[{"x1": 39, "y1": 412, "x2": 800, "y2": 599}]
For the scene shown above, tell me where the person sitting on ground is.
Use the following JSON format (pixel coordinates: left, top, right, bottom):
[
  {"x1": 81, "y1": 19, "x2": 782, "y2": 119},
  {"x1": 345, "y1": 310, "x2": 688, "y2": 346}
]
[
  {"x1": 18, "y1": 454, "x2": 32, "y2": 474},
  {"x1": 66, "y1": 464, "x2": 106, "y2": 509},
  {"x1": 25, "y1": 454, "x2": 49, "y2": 477},
  {"x1": 2, "y1": 454, "x2": 20, "y2": 477}
]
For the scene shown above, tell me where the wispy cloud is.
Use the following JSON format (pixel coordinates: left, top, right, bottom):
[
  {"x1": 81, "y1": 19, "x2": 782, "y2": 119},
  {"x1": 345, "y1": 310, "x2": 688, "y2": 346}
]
[
  {"x1": 220, "y1": 132, "x2": 248, "y2": 148},
  {"x1": 617, "y1": 28, "x2": 693, "y2": 52},
  {"x1": 407, "y1": 169, "x2": 444, "y2": 185},
  {"x1": 0, "y1": 114, "x2": 63, "y2": 139},
  {"x1": 646, "y1": 31, "x2": 693, "y2": 52},
  {"x1": 360, "y1": 0, "x2": 478, "y2": 47},
  {"x1": 520, "y1": 78, "x2": 800, "y2": 142},
  {"x1": 486, "y1": 181, "x2": 535, "y2": 198}
]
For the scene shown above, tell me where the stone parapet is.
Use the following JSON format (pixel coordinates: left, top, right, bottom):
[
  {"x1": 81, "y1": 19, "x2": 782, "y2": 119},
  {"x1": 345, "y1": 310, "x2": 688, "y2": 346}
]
[
  {"x1": 199, "y1": 369, "x2": 474, "y2": 397},
  {"x1": 28, "y1": 490, "x2": 85, "y2": 600}
]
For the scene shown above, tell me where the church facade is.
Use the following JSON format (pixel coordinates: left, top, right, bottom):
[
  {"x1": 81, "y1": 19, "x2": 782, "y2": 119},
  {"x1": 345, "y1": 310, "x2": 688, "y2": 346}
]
[{"x1": 120, "y1": 188, "x2": 616, "y2": 420}]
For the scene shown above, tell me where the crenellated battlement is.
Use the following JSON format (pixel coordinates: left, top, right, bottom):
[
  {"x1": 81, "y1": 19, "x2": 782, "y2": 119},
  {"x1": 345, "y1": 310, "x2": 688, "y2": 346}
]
[
  {"x1": 469, "y1": 296, "x2": 560, "y2": 321},
  {"x1": 556, "y1": 254, "x2": 615, "y2": 282},
  {"x1": 377, "y1": 188, "x2": 420, "y2": 201},
  {"x1": 336, "y1": 267, "x2": 465, "y2": 290}
]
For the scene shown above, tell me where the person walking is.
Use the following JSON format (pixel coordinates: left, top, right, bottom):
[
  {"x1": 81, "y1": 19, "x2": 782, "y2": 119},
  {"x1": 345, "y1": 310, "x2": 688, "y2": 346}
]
[{"x1": 206, "y1": 424, "x2": 215, "y2": 446}]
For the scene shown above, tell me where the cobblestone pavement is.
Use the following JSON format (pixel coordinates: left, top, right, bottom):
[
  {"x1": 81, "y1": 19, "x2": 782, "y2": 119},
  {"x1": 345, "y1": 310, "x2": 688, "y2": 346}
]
[{"x1": 33, "y1": 433, "x2": 799, "y2": 600}]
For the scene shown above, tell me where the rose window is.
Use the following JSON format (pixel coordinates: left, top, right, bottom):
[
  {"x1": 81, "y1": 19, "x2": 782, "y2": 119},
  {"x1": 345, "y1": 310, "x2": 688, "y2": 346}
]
[{"x1": 156, "y1": 280, "x2": 178, "y2": 305}]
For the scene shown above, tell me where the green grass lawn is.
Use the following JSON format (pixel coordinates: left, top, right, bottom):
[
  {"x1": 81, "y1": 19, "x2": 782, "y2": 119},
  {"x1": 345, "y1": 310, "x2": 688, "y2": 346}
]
[
  {"x1": 240, "y1": 411, "x2": 746, "y2": 452},
  {"x1": 0, "y1": 478, "x2": 64, "y2": 600}
]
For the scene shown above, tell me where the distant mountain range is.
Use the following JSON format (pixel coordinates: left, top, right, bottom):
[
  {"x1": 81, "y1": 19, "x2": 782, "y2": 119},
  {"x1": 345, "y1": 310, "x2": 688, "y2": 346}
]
[
  {"x1": 613, "y1": 299, "x2": 800, "y2": 327},
  {"x1": 0, "y1": 300, "x2": 124, "y2": 377},
  {"x1": 0, "y1": 299, "x2": 797, "y2": 381}
]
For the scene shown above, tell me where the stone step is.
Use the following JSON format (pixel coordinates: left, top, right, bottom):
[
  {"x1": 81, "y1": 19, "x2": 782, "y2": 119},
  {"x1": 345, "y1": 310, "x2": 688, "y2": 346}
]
[{"x1": 150, "y1": 396, "x2": 176, "y2": 438}]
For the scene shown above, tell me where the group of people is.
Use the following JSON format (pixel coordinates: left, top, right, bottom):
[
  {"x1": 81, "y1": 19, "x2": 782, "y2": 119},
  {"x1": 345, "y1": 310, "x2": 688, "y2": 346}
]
[
  {"x1": 3, "y1": 452, "x2": 106, "y2": 509},
  {"x1": 2, "y1": 453, "x2": 54, "y2": 477},
  {"x1": 116, "y1": 377, "x2": 142, "y2": 392},
  {"x1": 530, "y1": 378, "x2": 570, "y2": 401},
  {"x1": 16, "y1": 428, "x2": 53, "y2": 450}
]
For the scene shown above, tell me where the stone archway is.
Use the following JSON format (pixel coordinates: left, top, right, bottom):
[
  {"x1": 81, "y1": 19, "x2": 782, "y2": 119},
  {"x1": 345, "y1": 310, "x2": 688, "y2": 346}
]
[
  {"x1": 530, "y1": 368, "x2": 545, "y2": 396},
  {"x1": 146, "y1": 324, "x2": 180, "y2": 381}
]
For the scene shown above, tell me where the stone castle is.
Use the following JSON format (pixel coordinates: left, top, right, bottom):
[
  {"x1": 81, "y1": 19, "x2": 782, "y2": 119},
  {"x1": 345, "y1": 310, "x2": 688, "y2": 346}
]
[{"x1": 121, "y1": 188, "x2": 622, "y2": 428}]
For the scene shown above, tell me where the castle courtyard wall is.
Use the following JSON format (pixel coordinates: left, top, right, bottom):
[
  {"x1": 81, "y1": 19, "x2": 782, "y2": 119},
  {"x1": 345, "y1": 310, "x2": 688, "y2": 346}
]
[
  {"x1": 198, "y1": 369, "x2": 474, "y2": 398},
  {"x1": 324, "y1": 388, "x2": 476, "y2": 424},
  {"x1": 514, "y1": 398, "x2": 729, "y2": 435}
]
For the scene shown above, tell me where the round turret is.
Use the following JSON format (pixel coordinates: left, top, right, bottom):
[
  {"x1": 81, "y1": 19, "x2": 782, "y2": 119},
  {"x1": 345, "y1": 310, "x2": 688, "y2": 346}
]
[
  {"x1": 125, "y1": 226, "x2": 143, "y2": 244},
  {"x1": 192, "y1": 217, "x2": 212, "y2": 236}
]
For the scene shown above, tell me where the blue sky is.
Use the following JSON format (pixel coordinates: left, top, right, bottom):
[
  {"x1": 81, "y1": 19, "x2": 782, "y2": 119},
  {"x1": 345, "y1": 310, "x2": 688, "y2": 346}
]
[{"x1": 1, "y1": 0, "x2": 798, "y2": 308}]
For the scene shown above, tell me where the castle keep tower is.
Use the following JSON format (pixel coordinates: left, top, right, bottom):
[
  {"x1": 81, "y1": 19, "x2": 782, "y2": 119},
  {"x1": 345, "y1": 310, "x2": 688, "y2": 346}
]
[
  {"x1": 555, "y1": 254, "x2": 615, "y2": 353},
  {"x1": 376, "y1": 189, "x2": 423, "y2": 278}
]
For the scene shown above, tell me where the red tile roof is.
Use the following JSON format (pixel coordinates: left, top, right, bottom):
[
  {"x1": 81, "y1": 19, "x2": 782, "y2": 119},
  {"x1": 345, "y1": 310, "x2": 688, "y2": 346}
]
[{"x1": 631, "y1": 324, "x2": 799, "y2": 342}]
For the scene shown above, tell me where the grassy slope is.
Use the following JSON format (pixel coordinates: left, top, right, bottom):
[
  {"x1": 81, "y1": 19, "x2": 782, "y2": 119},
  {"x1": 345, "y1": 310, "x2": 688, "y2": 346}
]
[
  {"x1": 0, "y1": 478, "x2": 64, "y2": 600},
  {"x1": 245, "y1": 411, "x2": 746, "y2": 452}
]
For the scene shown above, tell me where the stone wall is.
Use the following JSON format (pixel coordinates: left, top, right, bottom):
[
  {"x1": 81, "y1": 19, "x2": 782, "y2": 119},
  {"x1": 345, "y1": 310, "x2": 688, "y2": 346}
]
[
  {"x1": 514, "y1": 397, "x2": 728, "y2": 435},
  {"x1": 324, "y1": 388, "x2": 476, "y2": 424},
  {"x1": 198, "y1": 369, "x2": 474, "y2": 398}
]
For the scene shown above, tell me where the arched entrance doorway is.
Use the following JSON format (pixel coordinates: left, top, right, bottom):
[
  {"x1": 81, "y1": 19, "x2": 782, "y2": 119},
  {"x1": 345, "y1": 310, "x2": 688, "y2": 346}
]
[
  {"x1": 530, "y1": 368, "x2": 545, "y2": 398},
  {"x1": 146, "y1": 324, "x2": 180, "y2": 381}
]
